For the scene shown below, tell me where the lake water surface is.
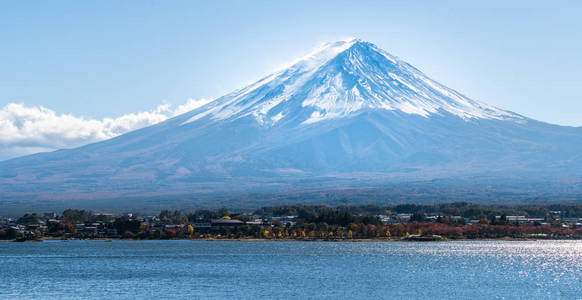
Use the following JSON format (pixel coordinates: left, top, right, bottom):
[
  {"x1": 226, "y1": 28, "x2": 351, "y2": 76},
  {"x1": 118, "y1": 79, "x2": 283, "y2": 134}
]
[{"x1": 1, "y1": 240, "x2": 581, "y2": 299}]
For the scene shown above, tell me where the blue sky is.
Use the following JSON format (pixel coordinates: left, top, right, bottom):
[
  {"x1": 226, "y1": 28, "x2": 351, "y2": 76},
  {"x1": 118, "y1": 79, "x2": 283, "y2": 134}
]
[{"x1": 0, "y1": 0, "x2": 581, "y2": 159}]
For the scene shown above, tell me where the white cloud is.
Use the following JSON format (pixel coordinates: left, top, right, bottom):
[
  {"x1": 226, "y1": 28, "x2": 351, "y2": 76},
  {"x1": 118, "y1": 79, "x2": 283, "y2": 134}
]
[
  {"x1": 0, "y1": 98, "x2": 212, "y2": 161},
  {"x1": 172, "y1": 98, "x2": 213, "y2": 116}
]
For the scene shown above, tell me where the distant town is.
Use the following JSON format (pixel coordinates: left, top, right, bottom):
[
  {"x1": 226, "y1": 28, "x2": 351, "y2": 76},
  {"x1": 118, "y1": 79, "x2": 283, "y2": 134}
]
[{"x1": 2, "y1": 202, "x2": 582, "y2": 242}]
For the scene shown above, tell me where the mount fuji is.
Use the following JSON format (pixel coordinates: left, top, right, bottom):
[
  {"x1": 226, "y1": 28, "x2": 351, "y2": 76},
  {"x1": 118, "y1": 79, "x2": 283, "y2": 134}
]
[{"x1": 2, "y1": 39, "x2": 582, "y2": 208}]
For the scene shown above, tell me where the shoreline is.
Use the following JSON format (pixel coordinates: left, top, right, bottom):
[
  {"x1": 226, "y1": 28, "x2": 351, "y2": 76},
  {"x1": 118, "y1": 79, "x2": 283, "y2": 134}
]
[{"x1": 5, "y1": 236, "x2": 581, "y2": 243}]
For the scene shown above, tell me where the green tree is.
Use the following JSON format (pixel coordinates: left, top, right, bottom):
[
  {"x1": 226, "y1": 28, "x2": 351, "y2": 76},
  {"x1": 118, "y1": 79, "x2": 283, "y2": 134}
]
[
  {"x1": 410, "y1": 212, "x2": 427, "y2": 223},
  {"x1": 62, "y1": 209, "x2": 91, "y2": 223}
]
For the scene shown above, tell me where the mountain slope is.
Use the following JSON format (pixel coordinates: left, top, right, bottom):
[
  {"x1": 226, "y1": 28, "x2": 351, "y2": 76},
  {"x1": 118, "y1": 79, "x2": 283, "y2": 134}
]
[{"x1": 1, "y1": 39, "x2": 581, "y2": 202}]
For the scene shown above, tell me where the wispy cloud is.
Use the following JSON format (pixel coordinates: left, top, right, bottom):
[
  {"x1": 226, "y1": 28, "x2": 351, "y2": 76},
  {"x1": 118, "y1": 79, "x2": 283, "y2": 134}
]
[{"x1": 0, "y1": 98, "x2": 212, "y2": 161}]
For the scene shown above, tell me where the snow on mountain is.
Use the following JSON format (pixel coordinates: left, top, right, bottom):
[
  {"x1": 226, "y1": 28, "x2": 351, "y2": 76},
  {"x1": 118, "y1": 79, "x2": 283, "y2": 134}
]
[{"x1": 184, "y1": 39, "x2": 522, "y2": 127}]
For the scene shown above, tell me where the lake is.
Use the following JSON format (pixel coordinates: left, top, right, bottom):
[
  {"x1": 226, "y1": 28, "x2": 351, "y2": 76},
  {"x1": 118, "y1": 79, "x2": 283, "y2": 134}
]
[{"x1": 1, "y1": 240, "x2": 581, "y2": 299}]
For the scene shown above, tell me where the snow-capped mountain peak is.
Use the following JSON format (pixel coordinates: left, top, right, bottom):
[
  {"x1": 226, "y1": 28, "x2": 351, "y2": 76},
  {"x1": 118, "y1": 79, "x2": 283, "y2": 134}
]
[
  {"x1": 3, "y1": 38, "x2": 582, "y2": 204},
  {"x1": 184, "y1": 39, "x2": 522, "y2": 126}
]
